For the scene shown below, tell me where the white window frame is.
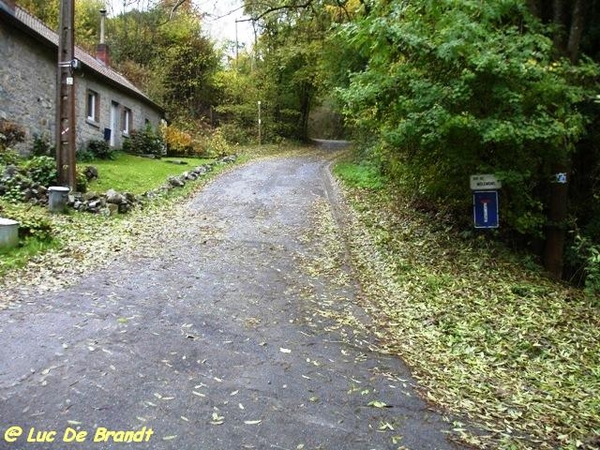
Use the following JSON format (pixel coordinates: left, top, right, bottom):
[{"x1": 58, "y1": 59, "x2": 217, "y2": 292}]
[
  {"x1": 86, "y1": 90, "x2": 99, "y2": 123},
  {"x1": 122, "y1": 107, "x2": 132, "y2": 135}
]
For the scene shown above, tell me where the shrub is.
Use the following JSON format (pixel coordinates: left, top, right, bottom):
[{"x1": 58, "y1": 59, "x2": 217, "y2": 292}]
[
  {"x1": 85, "y1": 139, "x2": 114, "y2": 160},
  {"x1": 193, "y1": 129, "x2": 231, "y2": 158},
  {"x1": 0, "y1": 148, "x2": 22, "y2": 165},
  {"x1": 0, "y1": 119, "x2": 26, "y2": 148},
  {"x1": 205, "y1": 129, "x2": 230, "y2": 158},
  {"x1": 22, "y1": 156, "x2": 58, "y2": 187},
  {"x1": 30, "y1": 135, "x2": 54, "y2": 157},
  {"x1": 76, "y1": 147, "x2": 95, "y2": 162},
  {"x1": 76, "y1": 168, "x2": 89, "y2": 193},
  {"x1": 123, "y1": 127, "x2": 165, "y2": 157},
  {"x1": 219, "y1": 123, "x2": 252, "y2": 145},
  {"x1": 0, "y1": 171, "x2": 30, "y2": 203},
  {"x1": 0, "y1": 203, "x2": 53, "y2": 242},
  {"x1": 163, "y1": 125, "x2": 193, "y2": 156},
  {"x1": 569, "y1": 234, "x2": 600, "y2": 302}
]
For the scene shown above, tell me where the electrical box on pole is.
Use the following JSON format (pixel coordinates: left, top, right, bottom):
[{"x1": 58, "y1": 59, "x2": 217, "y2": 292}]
[{"x1": 55, "y1": 0, "x2": 76, "y2": 190}]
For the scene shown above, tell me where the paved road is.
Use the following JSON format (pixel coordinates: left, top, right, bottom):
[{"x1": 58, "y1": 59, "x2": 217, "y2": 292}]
[{"x1": 0, "y1": 150, "x2": 462, "y2": 450}]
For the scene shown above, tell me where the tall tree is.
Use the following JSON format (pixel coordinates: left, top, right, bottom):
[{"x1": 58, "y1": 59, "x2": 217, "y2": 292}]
[
  {"x1": 105, "y1": 1, "x2": 221, "y2": 121},
  {"x1": 334, "y1": 0, "x2": 599, "y2": 279},
  {"x1": 242, "y1": 0, "x2": 333, "y2": 141}
]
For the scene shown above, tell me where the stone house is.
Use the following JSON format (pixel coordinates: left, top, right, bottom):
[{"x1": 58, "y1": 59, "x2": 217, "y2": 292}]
[{"x1": 0, "y1": 0, "x2": 164, "y2": 152}]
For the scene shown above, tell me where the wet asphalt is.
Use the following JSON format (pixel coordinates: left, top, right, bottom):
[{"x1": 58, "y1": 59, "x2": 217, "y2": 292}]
[{"x1": 0, "y1": 148, "x2": 463, "y2": 450}]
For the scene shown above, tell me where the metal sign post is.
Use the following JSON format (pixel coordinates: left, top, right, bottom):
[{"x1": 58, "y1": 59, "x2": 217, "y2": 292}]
[{"x1": 55, "y1": 0, "x2": 76, "y2": 190}]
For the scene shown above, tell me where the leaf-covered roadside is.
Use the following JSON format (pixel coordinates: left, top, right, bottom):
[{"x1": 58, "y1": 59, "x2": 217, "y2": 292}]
[
  {"x1": 328, "y1": 165, "x2": 600, "y2": 449},
  {"x1": 0, "y1": 161, "x2": 236, "y2": 309}
]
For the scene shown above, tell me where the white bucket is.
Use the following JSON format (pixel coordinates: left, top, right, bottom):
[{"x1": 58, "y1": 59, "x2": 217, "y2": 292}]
[
  {"x1": 48, "y1": 186, "x2": 70, "y2": 213},
  {"x1": 0, "y1": 218, "x2": 19, "y2": 250}
]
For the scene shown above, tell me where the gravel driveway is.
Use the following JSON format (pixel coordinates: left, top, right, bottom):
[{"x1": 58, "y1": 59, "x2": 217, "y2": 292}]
[{"x1": 0, "y1": 149, "x2": 462, "y2": 450}]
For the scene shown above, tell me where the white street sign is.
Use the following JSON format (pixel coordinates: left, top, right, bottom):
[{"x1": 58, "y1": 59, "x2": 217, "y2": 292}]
[{"x1": 470, "y1": 174, "x2": 501, "y2": 190}]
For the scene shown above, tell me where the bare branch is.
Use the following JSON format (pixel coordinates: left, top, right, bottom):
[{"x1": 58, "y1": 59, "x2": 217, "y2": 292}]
[
  {"x1": 335, "y1": 0, "x2": 352, "y2": 21},
  {"x1": 169, "y1": 0, "x2": 187, "y2": 20}
]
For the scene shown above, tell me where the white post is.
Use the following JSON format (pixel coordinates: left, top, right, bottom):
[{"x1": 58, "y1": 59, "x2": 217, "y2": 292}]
[{"x1": 258, "y1": 101, "x2": 262, "y2": 145}]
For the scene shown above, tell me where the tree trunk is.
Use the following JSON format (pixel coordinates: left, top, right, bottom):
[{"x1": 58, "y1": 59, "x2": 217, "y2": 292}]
[
  {"x1": 567, "y1": 0, "x2": 587, "y2": 63},
  {"x1": 544, "y1": 163, "x2": 570, "y2": 280},
  {"x1": 526, "y1": 0, "x2": 542, "y2": 18},
  {"x1": 299, "y1": 83, "x2": 312, "y2": 142},
  {"x1": 553, "y1": 0, "x2": 568, "y2": 55}
]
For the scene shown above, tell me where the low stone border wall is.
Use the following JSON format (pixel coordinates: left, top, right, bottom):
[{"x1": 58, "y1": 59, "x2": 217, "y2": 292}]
[{"x1": 1, "y1": 155, "x2": 237, "y2": 215}]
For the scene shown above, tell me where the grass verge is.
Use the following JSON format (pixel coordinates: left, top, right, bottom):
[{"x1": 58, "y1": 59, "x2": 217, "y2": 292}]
[
  {"x1": 331, "y1": 159, "x2": 599, "y2": 449},
  {"x1": 86, "y1": 153, "x2": 215, "y2": 193},
  {"x1": 0, "y1": 156, "x2": 234, "y2": 290}
]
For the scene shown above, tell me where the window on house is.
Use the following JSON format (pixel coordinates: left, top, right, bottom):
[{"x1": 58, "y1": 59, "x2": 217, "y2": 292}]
[
  {"x1": 122, "y1": 107, "x2": 132, "y2": 135},
  {"x1": 86, "y1": 90, "x2": 99, "y2": 122}
]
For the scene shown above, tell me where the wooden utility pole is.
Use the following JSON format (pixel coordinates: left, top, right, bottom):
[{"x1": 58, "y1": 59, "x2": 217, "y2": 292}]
[{"x1": 55, "y1": 0, "x2": 77, "y2": 190}]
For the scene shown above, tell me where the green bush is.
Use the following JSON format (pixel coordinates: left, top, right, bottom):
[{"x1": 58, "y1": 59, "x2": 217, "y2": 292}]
[
  {"x1": 218, "y1": 123, "x2": 253, "y2": 146},
  {"x1": 569, "y1": 235, "x2": 600, "y2": 302},
  {"x1": 76, "y1": 148, "x2": 95, "y2": 162},
  {"x1": 122, "y1": 127, "x2": 165, "y2": 157},
  {"x1": 76, "y1": 168, "x2": 88, "y2": 193},
  {"x1": 86, "y1": 139, "x2": 115, "y2": 160},
  {"x1": 0, "y1": 148, "x2": 22, "y2": 166},
  {"x1": 22, "y1": 156, "x2": 58, "y2": 187},
  {"x1": 202, "y1": 129, "x2": 230, "y2": 158},
  {"x1": 0, "y1": 171, "x2": 30, "y2": 203},
  {"x1": 30, "y1": 135, "x2": 54, "y2": 157},
  {"x1": 0, "y1": 203, "x2": 53, "y2": 242}
]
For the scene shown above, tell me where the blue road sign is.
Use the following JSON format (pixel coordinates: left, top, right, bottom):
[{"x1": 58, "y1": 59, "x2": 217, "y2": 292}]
[{"x1": 473, "y1": 190, "x2": 499, "y2": 229}]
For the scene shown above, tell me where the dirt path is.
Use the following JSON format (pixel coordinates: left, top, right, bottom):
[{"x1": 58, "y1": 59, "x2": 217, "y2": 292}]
[{"x1": 0, "y1": 150, "x2": 462, "y2": 450}]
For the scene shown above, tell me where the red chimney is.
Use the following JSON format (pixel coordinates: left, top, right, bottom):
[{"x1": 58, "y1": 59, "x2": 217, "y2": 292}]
[
  {"x1": 95, "y1": 8, "x2": 110, "y2": 66},
  {"x1": 96, "y1": 43, "x2": 110, "y2": 66}
]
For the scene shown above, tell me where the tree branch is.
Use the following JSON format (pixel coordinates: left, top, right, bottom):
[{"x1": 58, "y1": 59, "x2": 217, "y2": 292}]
[
  {"x1": 335, "y1": 0, "x2": 352, "y2": 21},
  {"x1": 237, "y1": 0, "x2": 314, "y2": 22},
  {"x1": 169, "y1": 0, "x2": 187, "y2": 20}
]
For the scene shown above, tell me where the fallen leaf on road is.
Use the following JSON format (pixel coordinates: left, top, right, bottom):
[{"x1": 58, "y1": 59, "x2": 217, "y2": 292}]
[
  {"x1": 368, "y1": 400, "x2": 389, "y2": 408},
  {"x1": 210, "y1": 412, "x2": 224, "y2": 425}
]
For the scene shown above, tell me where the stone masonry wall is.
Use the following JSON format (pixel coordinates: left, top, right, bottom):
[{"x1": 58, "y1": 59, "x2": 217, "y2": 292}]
[
  {"x1": 0, "y1": 19, "x2": 163, "y2": 154},
  {"x1": 75, "y1": 74, "x2": 163, "y2": 149},
  {"x1": 0, "y1": 20, "x2": 56, "y2": 151}
]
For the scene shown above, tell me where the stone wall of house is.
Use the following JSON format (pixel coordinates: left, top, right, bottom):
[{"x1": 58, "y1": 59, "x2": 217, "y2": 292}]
[
  {"x1": 75, "y1": 74, "x2": 163, "y2": 150},
  {"x1": 0, "y1": 19, "x2": 56, "y2": 151},
  {"x1": 0, "y1": 18, "x2": 163, "y2": 154}
]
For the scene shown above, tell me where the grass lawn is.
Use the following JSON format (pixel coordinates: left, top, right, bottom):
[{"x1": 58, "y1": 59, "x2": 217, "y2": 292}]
[
  {"x1": 0, "y1": 152, "x2": 225, "y2": 276},
  {"x1": 85, "y1": 153, "x2": 215, "y2": 194}
]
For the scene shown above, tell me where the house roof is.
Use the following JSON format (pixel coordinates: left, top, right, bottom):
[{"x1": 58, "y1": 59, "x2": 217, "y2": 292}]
[{"x1": 0, "y1": 2, "x2": 163, "y2": 113}]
